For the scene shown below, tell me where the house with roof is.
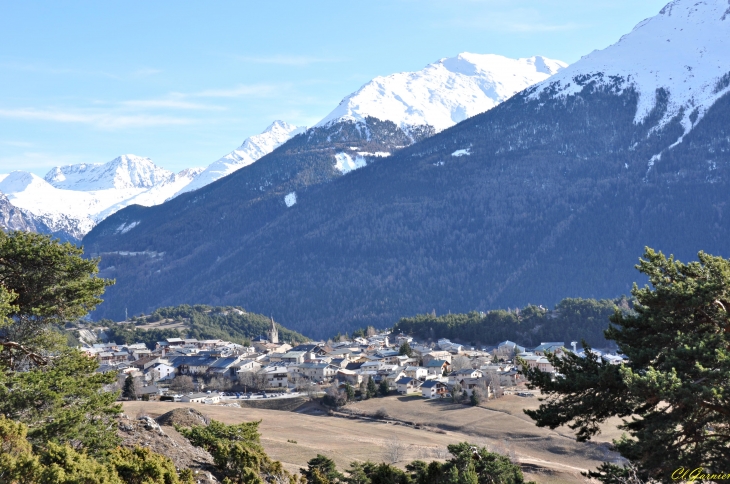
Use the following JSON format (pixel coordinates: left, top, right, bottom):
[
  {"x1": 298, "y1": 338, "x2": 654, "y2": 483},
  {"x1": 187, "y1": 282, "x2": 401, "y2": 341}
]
[
  {"x1": 533, "y1": 342, "x2": 565, "y2": 356},
  {"x1": 453, "y1": 377, "x2": 488, "y2": 397},
  {"x1": 207, "y1": 357, "x2": 243, "y2": 378},
  {"x1": 336, "y1": 368, "x2": 363, "y2": 385},
  {"x1": 403, "y1": 366, "x2": 428, "y2": 380},
  {"x1": 519, "y1": 354, "x2": 555, "y2": 373},
  {"x1": 448, "y1": 368, "x2": 483, "y2": 385},
  {"x1": 261, "y1": 365, "x2": 290, "y2": 388},
  {"x1": 422, "y1": 351, "x2": 452, "y2": 365},
  {"x1": 395, "y1": 377, "x2": 423, "y2": 395},
  {"x1": 169, "y1": 355, "x2": 218, "y2": 375},
  {"x1": 496, "y1": 340, "x2": 526, "y2": 355},
  {"x1": 385, "y1": 370, "x2": 406, "y2": 390},
  {"x1": 277, "y1": 351, "x2": 307, "y2": 364},
  {"x1": 181, "y1": 392, "x2": 221, "y2": 404},
  {"x1": 421, "y1": 380, "x2": 448, "y2": 399},
  {"x1": 298, "y1": 362, "x2": 338, "y2": 382},
  {"x1": 146, "y1": 362, "x2": 175, "y2": 382},
  {"x1": 233, "y1": 359, "x2": 262, "y2": 376},
  {"x1": 424, "y1": 359, "x2": 450, "y2": 375}
]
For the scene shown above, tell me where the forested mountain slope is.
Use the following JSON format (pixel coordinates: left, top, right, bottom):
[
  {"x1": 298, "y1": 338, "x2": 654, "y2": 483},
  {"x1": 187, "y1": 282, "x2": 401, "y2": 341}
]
[{"x1": 85, "y1": 0, "x2": 730, "y2": 338}]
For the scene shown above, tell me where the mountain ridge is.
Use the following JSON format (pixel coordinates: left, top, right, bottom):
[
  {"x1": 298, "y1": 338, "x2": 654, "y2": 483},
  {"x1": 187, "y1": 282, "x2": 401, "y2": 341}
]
[{"x1": 83, "y1": 0, "x2": 730, "y2": 338}]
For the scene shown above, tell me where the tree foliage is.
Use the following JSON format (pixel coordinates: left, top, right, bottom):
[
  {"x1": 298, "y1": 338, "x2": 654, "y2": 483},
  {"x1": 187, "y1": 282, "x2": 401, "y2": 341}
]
[
  {"x1": 177, "y1": 419, "x2": 294, "y2": 484},
  {"x1": 523, "y1": 248, "x2": 730, "y2": 481},
  {"x1": 0, "y1": 231, "x2": 113, "y2": 368},
  {"x1": 0, "y1": 416, "x2": 192, "y2": 484},
  {"x1": 395, "y1": 298, "x2": 622, "y2": 349},
  {"x1": 103, "y1": 304, "x2": 308, "y2": 349}
]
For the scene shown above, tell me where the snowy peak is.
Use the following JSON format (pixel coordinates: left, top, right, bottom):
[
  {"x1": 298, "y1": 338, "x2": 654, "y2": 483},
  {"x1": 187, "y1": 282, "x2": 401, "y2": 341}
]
[
  {"x1": 44, "y1": 154, "x2": 174, "y2": 191},
  {"x1": 0, "y1": 171, "x2": 52, "y2": 193},
  {"x1": 176, "y1": 120, "x2": 306, "y2": 195},
  {"x1": 316, "y1": 52, "x2": 567, "y2": 132},
  {"x1": 529, "y1": 0, "x2": 730, "y2": 132}
]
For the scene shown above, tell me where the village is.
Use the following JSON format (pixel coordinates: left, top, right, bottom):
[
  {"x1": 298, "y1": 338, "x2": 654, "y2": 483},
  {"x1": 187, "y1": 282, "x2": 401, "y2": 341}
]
[{"x1": 82, "y1": 317, "x2": 628, "y2": 405}]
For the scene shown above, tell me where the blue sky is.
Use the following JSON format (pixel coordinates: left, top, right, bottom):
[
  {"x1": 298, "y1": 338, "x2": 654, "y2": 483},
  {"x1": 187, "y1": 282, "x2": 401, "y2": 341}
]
[{"x1": 0, "y1": 0, "x2": 668, "y2": 175}]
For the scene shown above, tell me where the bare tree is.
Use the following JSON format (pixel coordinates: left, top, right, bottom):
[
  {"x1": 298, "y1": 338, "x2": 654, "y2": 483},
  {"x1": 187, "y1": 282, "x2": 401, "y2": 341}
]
[
  {"x1": 238, "y1": 370, "x2": 268, "y2": 392},
  {"x1": 450, "y1": 355, "x2": 472, "y2": 371},
  {"x1": 208, "y1": 375, "x2": 232, "y2": 392},
  {"x1": 383, "y1": 434, "x2": 409, "y2": 464},
  {"x1": 169, "y1": 375, "x2": 195, "y2": 394},
  {"x1": 483, "y1": 371, "x2": 503, "y2": 398}
]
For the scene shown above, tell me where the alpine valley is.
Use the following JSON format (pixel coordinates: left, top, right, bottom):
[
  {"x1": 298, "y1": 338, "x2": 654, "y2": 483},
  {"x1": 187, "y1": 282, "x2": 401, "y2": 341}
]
[{"x1": 15, "y1": 0, "x2": 729, "y2": 339}]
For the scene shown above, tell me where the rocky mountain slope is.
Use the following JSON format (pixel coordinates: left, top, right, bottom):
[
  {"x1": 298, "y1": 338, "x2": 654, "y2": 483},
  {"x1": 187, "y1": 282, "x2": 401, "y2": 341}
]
[{"x1": 82, "y1": 0, "x2": 730, "y2": 338}]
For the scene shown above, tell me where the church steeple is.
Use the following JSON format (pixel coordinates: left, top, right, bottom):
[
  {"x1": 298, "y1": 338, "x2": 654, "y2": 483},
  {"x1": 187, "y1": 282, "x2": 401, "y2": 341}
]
[{"x1": 267, "y1": 316, "x2": 279, "y2": 344}]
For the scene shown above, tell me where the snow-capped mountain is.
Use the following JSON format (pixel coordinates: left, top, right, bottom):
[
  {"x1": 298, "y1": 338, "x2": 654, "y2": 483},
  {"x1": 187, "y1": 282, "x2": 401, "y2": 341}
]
[
  {"x1": 1, "y1": 52, "x2": 566, "y2": 241},
  {"x1": 0, "y1": 122, "x2": 305, "y2": 239},
  {"x1": 44, "y1": 154, "x2": 175, "y2": 191},
  {"x1": 528, "y1": 0, "x2": 730, "y2": 140},
  {"x1": 316, "y1": 53, "x2": 567, "y2": 132},
  {"x1": 177, "y1": 120, "x2": 306, "y2": 195}
]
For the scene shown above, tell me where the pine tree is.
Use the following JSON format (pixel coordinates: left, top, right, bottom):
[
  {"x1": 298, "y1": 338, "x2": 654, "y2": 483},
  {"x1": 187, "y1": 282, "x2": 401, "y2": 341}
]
[
  {"x1": 398, "y1": 342, "x2": 413, "y2": 357},
  {"x1": 523, "y1": 248, "x2": 730, "y2": 481},
  {"x1": 366, "y1": 377, "x2": 378, "y2": 399},
  {"x1": 378, "y1": 378, "x2": 389, "y2": 397},
  {"x1": 344, "y1": 383, "x2": 355, "y2": 401},
  {"x1": 122, "y1": 374, "x2": 138, "y2": 400}
]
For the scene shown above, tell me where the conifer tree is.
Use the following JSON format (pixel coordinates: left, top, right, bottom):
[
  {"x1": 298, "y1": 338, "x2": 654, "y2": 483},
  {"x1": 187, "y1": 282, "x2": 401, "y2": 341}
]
[{"x1": 522, "y1": 248, "x2": 730, "y2": 481}]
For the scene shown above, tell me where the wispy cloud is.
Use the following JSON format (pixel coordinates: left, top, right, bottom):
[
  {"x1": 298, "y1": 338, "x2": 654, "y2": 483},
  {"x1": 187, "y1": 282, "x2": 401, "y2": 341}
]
[
  {"x1": 0, "y1": 108, "x2": 193, "y2": 129},
  {"x1": 119, "y1": 99, "x2": 225, "y2": 110},
  {"x1": 234, "y1": 55, "x2": 343, "y2": 66},
  {"x1": 503, "y1": 22, "x2": 581, "y2": 32},
  {"x1": 187, "y1": 84, "x2": 280, "y2": 98},
  {"x1": 0, "y1": 140, "x2": 33, "y2": 148}
]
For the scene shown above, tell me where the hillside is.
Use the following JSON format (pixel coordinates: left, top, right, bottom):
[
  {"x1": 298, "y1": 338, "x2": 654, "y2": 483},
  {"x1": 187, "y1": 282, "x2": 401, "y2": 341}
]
[
  {"x1": 96, "y1": 304, "x2": 309, "y2": 348},
  {"x1": 83, "y1": 0, "x2": 730, "y2": 338},
  {"x1": 393, "y1": 298, "x2": 625, "y2": 349}
]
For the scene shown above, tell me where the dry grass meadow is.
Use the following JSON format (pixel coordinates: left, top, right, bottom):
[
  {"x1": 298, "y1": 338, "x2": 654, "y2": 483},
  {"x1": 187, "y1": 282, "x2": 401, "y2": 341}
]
[{"x1": 124, "y1": 394, "x2": 627, "y2": 483}]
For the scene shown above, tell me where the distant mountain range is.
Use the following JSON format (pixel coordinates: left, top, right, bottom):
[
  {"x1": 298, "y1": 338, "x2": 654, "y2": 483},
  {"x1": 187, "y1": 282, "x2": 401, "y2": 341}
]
[
  {"x1": 0, "y1": 53, "x2": 564, "y2": 240},
  {"x1": 81, "y1": 0, "x2": 730, "y2": 338}
]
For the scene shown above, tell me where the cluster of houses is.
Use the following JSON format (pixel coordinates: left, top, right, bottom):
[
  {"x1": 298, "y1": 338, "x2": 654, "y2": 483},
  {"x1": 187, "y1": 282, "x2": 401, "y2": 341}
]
[{"x1": 82, "y1": 318, "x2": 626, "y2": 401}]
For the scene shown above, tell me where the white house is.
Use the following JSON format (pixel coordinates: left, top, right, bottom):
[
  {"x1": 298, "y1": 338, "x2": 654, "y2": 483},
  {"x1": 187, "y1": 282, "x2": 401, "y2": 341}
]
[
  {"x1": 395, "y1": 377, "x2": 423, "y2": 395},
  {"x1": 420, "y1": 380, "x2": 448, "y2": 399},
  {"x1": 403, "y1": 366, "x2": 429, "y2": 380}
]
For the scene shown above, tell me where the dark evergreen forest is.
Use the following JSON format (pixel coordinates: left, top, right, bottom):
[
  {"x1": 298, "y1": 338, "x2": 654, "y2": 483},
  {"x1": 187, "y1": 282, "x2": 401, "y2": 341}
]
[{"x1": 393, "y1": 298, "x2": 626, "y2": 349}]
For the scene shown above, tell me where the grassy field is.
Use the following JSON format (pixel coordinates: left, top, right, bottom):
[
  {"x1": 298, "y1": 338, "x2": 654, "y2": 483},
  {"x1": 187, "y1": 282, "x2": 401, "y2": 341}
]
[{"x1": 124, "y1": 394, "x2": 625, "y2": 483}]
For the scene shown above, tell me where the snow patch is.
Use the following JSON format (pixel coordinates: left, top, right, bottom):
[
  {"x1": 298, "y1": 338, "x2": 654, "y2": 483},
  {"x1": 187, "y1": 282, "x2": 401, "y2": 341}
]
[
  {"x1": 116, "y1": 221, "x2": 139, "y2": 234},
  {"x1": 451, "y1": 149, "x2": 471, "y2": 157},
  {"x1": 357, "y1": 151, "x2": 390, "y2": 157},
  {"x1": 334, "y1": 152, "x2": 367, "y2": 174},
  {"x1": 284, "y1": 192, "x2": 297, "y2": 207}
]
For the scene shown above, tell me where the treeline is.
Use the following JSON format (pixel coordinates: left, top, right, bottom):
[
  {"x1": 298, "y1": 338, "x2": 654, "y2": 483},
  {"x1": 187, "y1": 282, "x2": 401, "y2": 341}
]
[
  {"x1": 101, "y1": 304, "x2": 308, "y2": 348},
  {"x1": 393, "y1": 297, "x2": 628, "y2": 348}
]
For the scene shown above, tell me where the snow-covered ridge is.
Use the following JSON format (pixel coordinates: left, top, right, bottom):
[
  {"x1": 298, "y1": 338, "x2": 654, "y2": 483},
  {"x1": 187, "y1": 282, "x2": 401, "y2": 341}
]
[
  {"x1": 528, "y1": 0, "x2": 730, "y2": 135},
  {"x1": 317, "y1": 52, "x2": 567, "y2": 132},
  {"x1": 0, "y1": 121, "x2": 304, "y2": 239},
  {"x1": 177, "y1": 120, "x2": 306, "y2": 195},
  {"x1": 45, "y1": 154, "x2": 174, "y2": 191}
]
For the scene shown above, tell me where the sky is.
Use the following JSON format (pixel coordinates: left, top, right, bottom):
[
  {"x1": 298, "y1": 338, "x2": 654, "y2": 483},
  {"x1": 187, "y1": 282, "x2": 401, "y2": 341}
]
[{"x1": 0, "y1": 0, "x2": 669, "y2": 176}]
